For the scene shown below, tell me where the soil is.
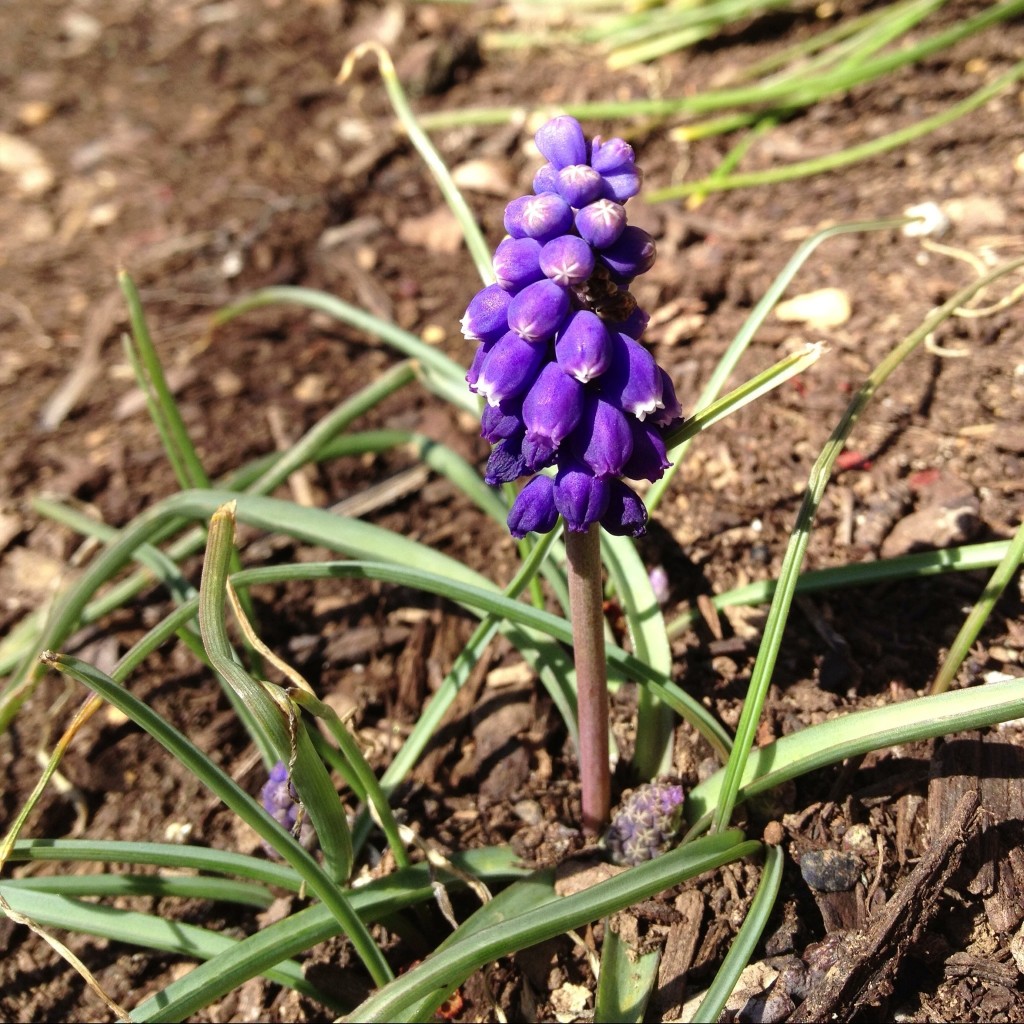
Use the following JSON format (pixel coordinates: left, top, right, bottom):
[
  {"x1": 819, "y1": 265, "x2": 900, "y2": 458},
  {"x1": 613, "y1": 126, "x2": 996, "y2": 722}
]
[{"x1": 1, "y1": 1, "x2": 1023, "y2": 1021}]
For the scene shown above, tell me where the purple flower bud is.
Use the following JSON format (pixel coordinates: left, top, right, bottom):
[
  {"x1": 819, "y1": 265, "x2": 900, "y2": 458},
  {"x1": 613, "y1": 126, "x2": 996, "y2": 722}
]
[
  {"x1": 555, "y1": 310, "x2": 612, "y2": 383},
  {"x1": 534, "y1": 115, "x2": 588, "y2": 170},
  {"x1": 602, "y1": 332, "x2": 664, "y2": 421},
  {"x1": 623, "y1": 418, "x2": 671, "y2": 482},
  {"x1": 575, "y1": 199, "x2": 627, "y2": 249},
  {"x1": 507, "y1": 279, "x2": 570, "y2": 342},
  {"x1": 651, "y1": 368, "x2": 683, "y2": 428},
  {"x1": 481, "y1": 396, "x2": 524, "y2": 443},
  {"x1": 503, "y1": 195, "x2": 531, "y2": 238},
  {"x1": 605, "y1": 779, "x2": 686, "y2": 865},
  {"x1": 461, "y1": 284, "x2": 511, "y2": 343},
  {"x1": 590, "y1": 136, "x2": 636, "y2": 176},
  {"x1": 475, "y1": 330, "x2": 547, "y2": 406},
  {"x1": 556, "y1": 164, "x2": 604, "y2": 208},
  {"x1": 600, "y1": 226, "x2": 657, "y2": 278},
  {"x1": 554, "y1": 461, "x2": 610, "y2": 533},
  {"x1": 600, "y1": 168, "x2": 642, "y2": 203},
  {"x1": 600, "y1": 479, "x2": 648, "y2": 537},
  {"x1": 485, "y1": 433, "x2": 527, "y2": 485},
  {"x1": 539, "y1": 235, "x2": 595, "y2": 288},
  {"x1": 533, "y1": 162, "x2": 559, "y2": 194},
  {"x1": 261, "y1": 760, "x2": 316, "y2": 851},
  {"x1": 465, "y1": 339, "x2": 492, "y2": 391},
  {"x1": 492, "y1": 237, "x2": 544, "y2": 293},
  {"x1": 521, "y1": 434, "x2": 557, "y2": 473},
  {"x1": 649, "y1": 566, "x2": 670, "y2": 605},
  {"x1": 570, "y1": 393, "x2": 633, "y2": 477},
  {"x1": 523, "y1": 361, "x2": 584, "y2": 452},
  {"x1": 508, "y1": 475, "x2": 559, "y2": 538},
  {"x1": 519, "y1": 193, "x2": 575, "y2": 243}
]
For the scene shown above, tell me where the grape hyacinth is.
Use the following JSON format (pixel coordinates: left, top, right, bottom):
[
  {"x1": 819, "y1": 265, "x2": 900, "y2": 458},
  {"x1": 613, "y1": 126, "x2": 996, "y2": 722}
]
[
  {"x1": 463, "y1": 115, "x2": 681, "y2": 540},
  {"x1": 605, "y1": 779, "x2": 686, "y2": 865},
  {"x1": 261, "y1": 760, "x2": 316, "y2": 851}
]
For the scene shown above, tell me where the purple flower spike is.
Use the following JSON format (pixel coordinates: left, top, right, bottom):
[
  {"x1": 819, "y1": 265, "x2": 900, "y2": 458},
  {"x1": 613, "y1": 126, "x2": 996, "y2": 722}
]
[
  {"x1": 554, "y1": 462, "x2": 610, "y2": 533},
  {"x1": 603, "y1": 332, "x2": 664, "y2": 421},
  {"x1": 605, "y1": 779, "x2": 685, "y2": 865},
  {"x1": 523, "y1": 362, "x2": 584, "y2": 450},
  {"x1": 600, "y1": 226, "x2": 657, "y2": 278},
  {"x1": 492, "y1": 237, "x2": 544, "y2": 293},
  {"x1": 519, "y1": 192, "x2": 575, "y2": 243},
  {"x1": 571, "y1": 393, "x2": 633, "y2": 477},
  {"x1": 623, "y1": 418, "x2": 671, "y2": 482},
  {"x1": 555, "y1": 310, "x2": 611, "y2": 383},
  {"x1": 507, "y1": 279, "x2": 570, "y2": 342},
  {"x1": 476, "y1": 330, "x2": 547, "y2": 406},
  {"x1": 534, "y1": 115, "x2": 588, "y2": 169},
  {"x1": 575, "y1": 199, "x2": 627, "y2": 249},
  {"x1": 461, "y1": 284, "x2": 511, "y2": 343},
  {"x1": 261, "y1": 760, "x2": 316, "y2": 850},
  {"x1": 540, "y1": 235, "x2": 595, "y2": 288},
  {"x1": 533, "y1": 162, "x2": 559, "y2": 194},
  {"x1": 508, "y1": 475, "x2": 559, "y2": 538},
  {"x1": 601, "y1": 479, "x2": 648, "y2": 538},
  {"x1": 556, "y1": 164, "x2": 604, "y2": 208}
]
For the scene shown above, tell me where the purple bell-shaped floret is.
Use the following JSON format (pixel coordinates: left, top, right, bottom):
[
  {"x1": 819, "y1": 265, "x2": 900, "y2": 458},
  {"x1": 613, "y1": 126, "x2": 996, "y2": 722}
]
[
  {"x1": 651, "y1": 368, "x2": 683, "y2": 428},
  {"x1": 508, "y1": 474, "x2": 560, "y2": 538},
  {"x1": 602, "y1": 332, "x2": 664, "y2": 421},
  {"x1": 599, "y1": 226, "x2": 657, "y2": 278},
  {"x1": 523, "y1": 362, "x2": 584, "y2": 451},
  {"x1": 601, "y1": 479, "x2": 649, "y2": 537},
  {"x1": 485, "y1": 433, "x2": 527, "y2": 486},
  {"x1": 554, "y1": 462, "x2": 610, "y2": 533},
  {"x1": 518, "y1": 193, "x2": 575, "y2": 243},
  {"x1": 475, "y1": 330, "x2": 547, "y2": 406},
  {"x1": 623, "y1": 418, "x2": 672, "y2": 482},
  {"x1": 492, "y1": 237, "x2": 544, "y2": 293},
  {"x1": 540, "y1": 235, "x2": 595, "y2": 288},
  {"x1": 556, "y1": 164, "x2": 604, "y2": 208},
  {"x1": 534, "y1": 115, "x2": 588, "y2": 169},
  {"x1": 605, "y1": 779, "x2": 685, "y2": 865},
  {"x1": 507, "y1": 279, "x2": 570, "y2": 343},
  {"x1": 571, "y1": 393, "x2": 634, "y2": 477},
  {"x1": 575, "y1": 199, "x2": 627, "y2": 249},
  {"x1": 533, "y1": 162, "x2": 559, "y2": 195},
  {"x1": 480, "y1": 397, "x2": 524, "y2": 443},
  {"x1": 555, "y1": 310, "x2": 612, "y2": 383},
  {"x1": 461, "y1": 284, "x2": 511, "y2": 343}
]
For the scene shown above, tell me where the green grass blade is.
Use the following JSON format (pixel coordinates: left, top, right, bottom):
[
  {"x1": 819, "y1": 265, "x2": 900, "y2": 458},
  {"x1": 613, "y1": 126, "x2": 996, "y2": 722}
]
[
  {"x1": 710, "y1": 253, "x2": 1024, "y2": 832},
  {"x1": 691, "y1": 843, "x2": 783, "y2": 1022},
  {"x1": 350, "y1": 831, "x2": 757, "y2": 1021},
  {"x1": 4, "y1": 873, "x2": 274, "y2": 907},
  {"x1": 594, "y1": 925, "x2": 661, "y2": 1023},
  {"x1": 40, "y1": 650, "x2": 393, "y2": 989},
  {"x1": 931, "y1": 518, "x2": 1024, "y2": 695}
]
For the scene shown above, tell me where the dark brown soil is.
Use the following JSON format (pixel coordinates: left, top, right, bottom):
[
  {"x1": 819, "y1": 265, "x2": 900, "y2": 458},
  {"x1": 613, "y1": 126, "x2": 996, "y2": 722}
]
[{"x1": 1, "y1": 1, "x2": 1022, "y2": 1021}]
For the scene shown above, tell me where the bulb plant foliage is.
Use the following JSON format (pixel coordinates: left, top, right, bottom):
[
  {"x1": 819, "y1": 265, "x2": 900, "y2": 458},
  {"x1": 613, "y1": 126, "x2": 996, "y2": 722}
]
[{"x1": 463, "y1": 115, "x2": 682, "y2": 540}]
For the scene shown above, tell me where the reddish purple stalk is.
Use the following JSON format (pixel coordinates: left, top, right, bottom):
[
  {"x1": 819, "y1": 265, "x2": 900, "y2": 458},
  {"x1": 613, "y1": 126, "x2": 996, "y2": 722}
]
[{"x1": 565, "y1": 524, "x2": 610, "y2": 834}]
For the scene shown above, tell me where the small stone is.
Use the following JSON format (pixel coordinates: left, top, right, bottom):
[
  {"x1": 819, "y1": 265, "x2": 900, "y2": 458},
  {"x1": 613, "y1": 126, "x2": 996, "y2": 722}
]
[
  {"x1": 775, "y1": 287, "x2": 851, "y2": 329},
  {"x1": 945, "y1": 195, "x2": 1006, "y2": 233},
  {"x1": 397, "y1": 206, "x2": 461, "y2": 255},
  {"x1": 0, "y1": 132, "x2": 55, "y2": 195},
  {"x1": 451, "y1": 157, "x2": 512, "y2": 195},
  {"x1": 800, "y1": 849, "x2": 862, "y2": 892},
  {"x1": 17, "y1": 100, "x2": 56, "y2": 128},
  {"x1": 841, "y1": 823, "x2": 875, "y2": 859}
]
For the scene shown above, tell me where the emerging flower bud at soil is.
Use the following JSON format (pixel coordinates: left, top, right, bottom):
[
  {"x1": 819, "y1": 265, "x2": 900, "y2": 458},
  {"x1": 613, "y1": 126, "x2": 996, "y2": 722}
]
[
  {"x1": 261, "y1": 760, "x2": 316, "y2": 851},
  {"x1": 462, "y1": 115, "x2": 683, "y2": 538},
  {"x1": 605, "y1": 779, "x2": 685, "y2": 865}
]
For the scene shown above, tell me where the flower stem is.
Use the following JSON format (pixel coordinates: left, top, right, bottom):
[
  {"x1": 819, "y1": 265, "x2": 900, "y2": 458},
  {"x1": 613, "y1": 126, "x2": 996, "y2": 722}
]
[{"x1": 565, "y1": 525, "x2": 610, "y2": 834}]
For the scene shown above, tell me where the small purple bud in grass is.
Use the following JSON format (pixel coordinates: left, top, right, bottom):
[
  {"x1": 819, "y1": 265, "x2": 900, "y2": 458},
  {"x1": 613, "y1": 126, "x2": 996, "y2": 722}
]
[
  {"x1": 651, "y1": 367, "x2": 683, "y2": 428},
  {"x1": 485, "y1": 433, "x2": 527, "y2": 485},
  {"x1": 508, "y1": 474, "x2": 559, "y2": 538},
  {"x1": 600, "y1": 479, "x2": 648, "y2": 537},
  {"x1": 602, "y1": 332, "x2": 664, "y2": 421},
  {"x1": 571, "y1": 393, "x2": 633, "y2": 477},
  {"x1": 554, "y1": 461, "x2": 610, "y2": 532},
  {"x1": 523, "y1": 361, "x2": 585, "y2": 450},
  {"x1": 461, "y1": 284, "x2": 511, "y2": 343},
  {"x1": 555, "y1": 310, "x2": 612, "y2": 383},
  {"x1": 649, "y1": 565, "x2": 670, "y2": 605},
  {"x1": 540, "y1": 235, "x2": 595, "y2": 288},
  {"x1": 605, "y1": 779, "x2": 686, "y2": 865},
  {"x1": 480, "y1": 396, "x2": 523, "y2": 442},
  {"x1": 475, "y1": 330, "x2": 547, "y2": 406},
  {"x1": 623, "y1": 418, "x2": 671, "y2": 482},
  {"x1": 556, "y1": 164, "x2": 604, "y2": 207},
  {"x1": 575, "y1": 198, "x2": 626, "y2": 249},
  {"x1": 533, "y1": 162, "x2": 559, "y2": 194},
  {"x1": 599, "y1": 226, "x2": 657, "y2": 278},
  {"x1": 534, "y1": 115, "x2": 588, "y2": 169},
  {"x1": 261, "y1": 760, "x2": 316, "y2": 851},
  {"x1": 492, "y1": 236, "x2": 544, "y2": 293},
  {"x1": 507, "y1": 279, "x2": 570, "y2": 342},
  {"x1": 519, "y1": 192, "x2": 575, "y2": 243}
]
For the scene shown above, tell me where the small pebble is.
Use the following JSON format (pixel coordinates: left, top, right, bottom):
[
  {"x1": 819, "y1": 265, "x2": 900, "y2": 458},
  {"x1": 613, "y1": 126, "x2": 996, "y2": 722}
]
[
  {"x1": 800, "y1": 849, "x2": 862, "y2": 892},
  {"x1": 775, "y1": 287, "x2": 851, "y2": 329}
]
